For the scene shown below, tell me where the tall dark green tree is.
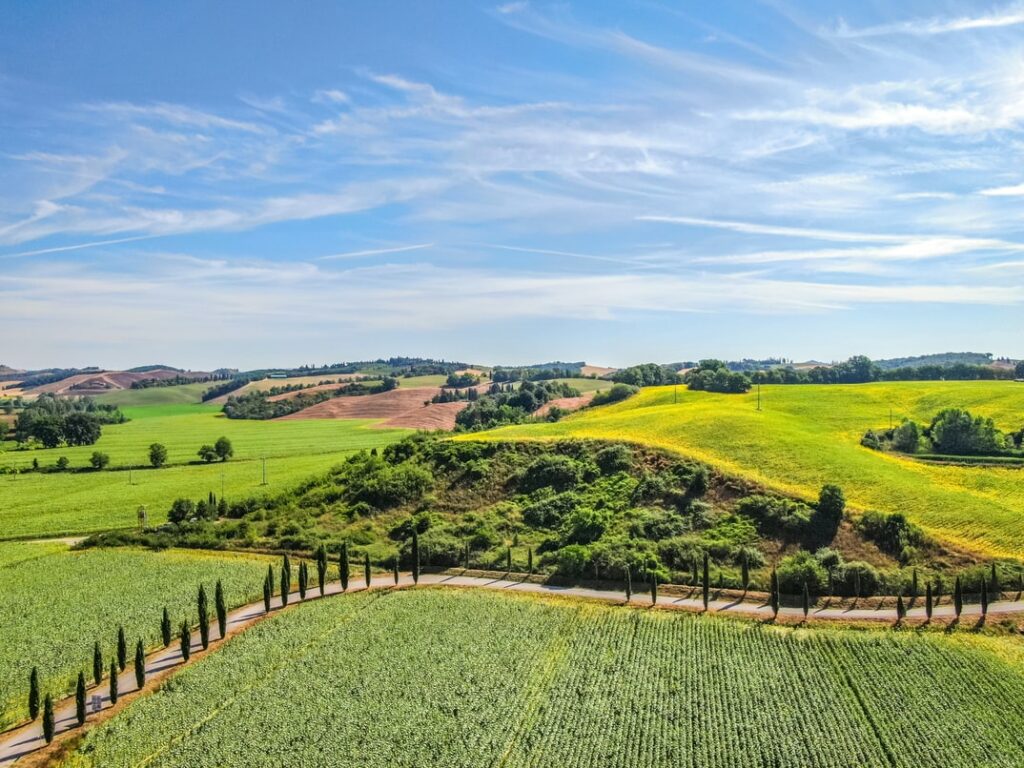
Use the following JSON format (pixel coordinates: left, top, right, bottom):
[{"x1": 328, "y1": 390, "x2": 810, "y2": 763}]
[
  {"x1": 770, "y1": 568, "x2": 780, "y2": 618},
  {"x1": 625, "y1": 565, "x2": 632, "y2": 601},
  {"x1": 281, "y1": 560, "x2": 291, "y2": 607},
  {"x1": 802, "y1": 582, "x2": 810, "y2": 619},
  {"x1": 412, "y1": 528, "x2": 420, "y2": 584},
  {"x1": 179, "y1": 622, "x2": 191, "y2": 662},
  {"x1": 267, "y1": 563, "x2": 275, "y2": 596},
  {"x1": 393, "y1": 558, "x2": 399, "y2": 585},
  {"x1": 506, "y1": 547, "x2": 512, "y2": 573},
  {"x1": 911, "y1": 568, "x2": 919, "y2": 600},
  {"x1": 134, "y1": 639, "x2": 146, "y2": 688},
  {"x1": 161, "y1": 607, "x2": 172, "y2": 647},
  {"x1": 925, "y1": 582, "x2": 933, "y2": 621},
  {"x1": 215, "y1": 580, "x2": 227, "y2": 638},
  {"x1": 298, "y1": 561, "x2": 308, "y2": 600},
  {"x1": 650, "y1": 572, "x2": 658, "y2": 605},
  {"x1": 954, "y1": 576, "x2": 963, "y2": 617},
  {"x1": 263, "y1": 574, "x2": 272, "y2": 613},
  {"x1": 198, "y1": 585, "x2": 210, "y2": 649},
  {"x1": 340, "y1": 542, "x2": 350, "y2": 592},
  {"x1": 93, "y1": 641, "x2": 103, "y2": 685},
  {"x1": 117, "y1": 626, "x2": 127, "y2": 671},
  {"x1": 702, "y1": 552, "x2": 710, "y2": 610},
  {"x1": 364, "y1": 553, "x2": 371, "y2": 589},
  {"x1": 42, "y1": 694, "x2": 54, "y2": 743},
  {"x1": 740, "y1": 551, "x2": 749, "y2": 591},
  {"x1": 527, "y1": 548, "x2": 534, "y2": 574},
  {"x1": 76, "y1": 671, "x2": 87, "y2": 726},
  {"x1": 463, "y1": 542, "x2": 470, "y2": 570},
  {"x1": 981, "y1": 578, "x2": 989, "y2": 616},
  {"x1": 316, "y1": 545, "x2": 328, "y2": 596},
  {"x1": 109, "y1": 661, "x2": 118, "y2": 704},
  {"x1": 28, "y1": 667, "x2": 40, "y2": 721},
  {"x1": 990, "y1": 563, "x2": 999, "y2": 599},
  {"x1": 283, "y1": 553, "x2": 291, "y2": 582},
  {"x1": 896, "y1": 594, "x2": 906, "y2": 622}
]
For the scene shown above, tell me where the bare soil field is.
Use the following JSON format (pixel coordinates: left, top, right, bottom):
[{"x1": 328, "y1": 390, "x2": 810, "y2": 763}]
[
  {"x1": 579, "y1": 364, "x2": 616, "y2": 377},
  {"x1": 534, "y1": 392, "x2": 595, "y2": 417},
  {"x1": 278, "y1": 386, "x2": 469, "y2": 429},
  {"x1": 30, "y1": 368, "x2": 213, "y2": 396}
]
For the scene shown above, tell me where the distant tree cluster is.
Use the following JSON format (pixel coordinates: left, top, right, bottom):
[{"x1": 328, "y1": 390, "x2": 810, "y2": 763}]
[
  {"x1": 611, "y1": 363, "x2": 682, "y2": 388},
  {"x1": 454, "y1": 380, "x2": 580, "y2": 431},
  {"x1": 445, "y1": 372, "x2": 481, "y2": 388},
  {"x1": 491, "y1": 363, "x2": 583, "y2": 382},
  {"x1": 14, "y1": 394, "x2": 126, "y2": 448},
  {"x1": 685, "y1": 360, "x2": 752, "y2": 394},
  {"x1": 750, "y1": 355, "x2": 1017, "y2": 385},
  {"x1": 863, "y1": 408, "x2": 1020, "y2": 457}
]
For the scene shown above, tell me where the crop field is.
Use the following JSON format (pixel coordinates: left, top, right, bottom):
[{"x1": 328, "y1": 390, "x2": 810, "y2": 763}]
[
  {"x1": 550, "y1": 376, "x2": 612, "y2": 393},
  {"x1": 60, "y1": 588, "x2": 1024, "y2": 768},
  {"x1": 94, "y1": 382, "x2": 212, "y2": 407},
  {"x1": 480, "y1": 381, "x2": 1024, "y2": 560},
  {"x1": 0, "y1": 542, "x2": 268, "y2": 728}
]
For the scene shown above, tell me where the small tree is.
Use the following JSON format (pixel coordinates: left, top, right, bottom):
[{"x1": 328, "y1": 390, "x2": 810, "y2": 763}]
[
  {"x1": 463, "y1": 542, "x2": 470, "y2": 570},
  {"x1": 911, "y1": 568, "x2": 919, "y2": 600},
  {"x1": 802, "y1": 582, "x2": 810, "y2": 619},
  {"x1": 43, "y1": 694, "x2": 55, "y2": 743},
  {"x1": 896, "y1": 594, "x2": 906, "y2": 622},
  {"x1": 263, "y1": 574, "x2": 272, "y2": 613},
  {"x1": 148, "y1": 442, "x2": 168, "y2": 468},
  {"x1": 954, "y1": 576, "x2": 963, "y2": 618},
  {"x1": 89, "y1": 451, "x2": 110, "y2": 470},
  {"x1": 980, "y1": 578, "x2": 989, "y2": 616},
  {"x1": 925, "y1": 582, "x2": 933, "y2": 621},
  {"x1": 816, "y1": 484, "x2": 845, "y2": 536},
  {"x1": 770, "y1": 568, "x2": 780, "y2": 618},
  {"x1": 179, "y1": 622, "x2": 191, "y2": 662},
  {"x1": 412, "y1": 528, "x2": 420, "y2": 584},
  {"x1": 93, "y1": 641, "x2": 103, "y2": 685},
  {"x1": 76, "y1": 671, "x2": 87, "y2": 726},
  {"x1": 198, "y1": 444, "x2": 218, "y2": 463},
  {"x1": 393, "y1": 558, "x2": 399, "y2": 585},
  {"x1": 651, "y1": 573, "x2": 658, "y2": 605},
  {"x1": 161, "y1": 607, "x2": 172, "y2": 647},
  {"x1": 340, "y1": 542, "x2": 350, "y2": 592},
  {"x1": 281, "y1": 561, "x2": 291, "y2": 607},
  {"x1": 741, "y1": 551, "x2": 750, "y2": 592},
  {"x1": 29, "y1": 666, "x2": 40, "y2": 720},
  {"x1": 506, "y1": 547, "x2": 512, "y2": 573},
  {"x1": 316, "y1": 545, "x2": 328, "y2": 596},
  {"x1": 109, "y1": 661, "x2": 118, "y2": 704},
  {"x1": 527, "y1": 548, "x2": 534, "y2": 574},
  {"x1": 215, "y1": 580, "x2": 227, "y2": 638},
  {"x1": 134, "y1": 640, "x2": 146, "y2": 689},
  {"x1": 56, "y1": 456, "x2": 70, "y2": 471},
  {"x1": 702, "y1": 552, "x2": 710, "y2": 610},
  {"x1": 364, "y1": 553, "x2": 371, "y2": 589},
  {"x1": 990, "y1": 563, "x2": 999, "y2": 599},
  {"x1": 117, "y1": 626, "x2": 127, "y2": 671},
  {"x1": 198, "y1": 585, "x2": 210, "y2": 649},
  {"x1": 625, "y1": 565, "x2": 632, "y2": 601},
  {"x1": 214, "y1": 436, "x2": 234, "y2": 462},
  {"x1": 298, "y1": 561, "x2": 308, "y2": 600},
  {"x1": 267, "y1": 563, "x2": 275, "y2": 596}
]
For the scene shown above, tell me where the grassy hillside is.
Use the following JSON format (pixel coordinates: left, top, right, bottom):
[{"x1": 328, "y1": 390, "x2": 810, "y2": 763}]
[
  {"x1": 479, "y1": 381, "x2": 1024, "y2": 560},
  {"x1": 60, "y1": 588, "x2": 1024, "y2": 768},
  {"x1": 0, "y1": 542, "x2": 269, "y2": 728},
  {"x1": 94, "y1": 382, "x2": 212, "y2": 407},
  {"x1": 0, "y1": 404, "x2": 410, "y2": 538}
]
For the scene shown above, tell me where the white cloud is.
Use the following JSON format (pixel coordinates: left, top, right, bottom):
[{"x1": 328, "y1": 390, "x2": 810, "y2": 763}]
[
  {"x1": 834, "y1": 6, "x2": 1024, "y2": 38},
  {"x1": 980, "y1": 182, "x2": 1024, "y2": 196}
]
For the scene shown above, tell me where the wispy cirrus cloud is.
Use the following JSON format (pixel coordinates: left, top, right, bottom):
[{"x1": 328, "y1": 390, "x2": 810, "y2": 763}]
[{"x1": 833, "y1": 5, "x2": 1024, "y2": 38}]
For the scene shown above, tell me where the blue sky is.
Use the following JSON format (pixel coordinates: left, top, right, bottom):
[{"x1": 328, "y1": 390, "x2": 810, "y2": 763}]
[{"x1": 3, "y1": 1, "x2": 1024, "y2": 370}]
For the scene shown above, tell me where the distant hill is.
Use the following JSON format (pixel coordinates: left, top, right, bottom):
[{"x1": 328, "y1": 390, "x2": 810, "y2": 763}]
[{"x1": 874, "y1": 352, "x2": 995, "y2": 370}]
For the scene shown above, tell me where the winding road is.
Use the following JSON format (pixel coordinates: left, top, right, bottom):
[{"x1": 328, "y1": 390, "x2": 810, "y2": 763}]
[{"x1": 1, "y1": 570, "x2": 1020, "y2": 765}]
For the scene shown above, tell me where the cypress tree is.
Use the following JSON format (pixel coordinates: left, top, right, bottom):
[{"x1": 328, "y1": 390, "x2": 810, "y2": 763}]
[
  {"x1": 954, "y1": 576, "x2": 963, "y2": 617},
  {"x1": 896, "y1": 594, "x2": 906, "y2": 622},
  {"x1": 691, "y1": 556, "x2": 698, "y2": 585},
  {"x1": 925, "y1": 582, "x2": 933, "y2": 621},
  {"x1": 625, "y1": 565, "x2": 632, "y2": 601},
  {"x1": 527, "y1": 548, "x2": 534, "y2": 574},
  {"x1": 412, "y1": 528, "x2": 420, "y2": 585},
  {"x1": 109, "y1": 661, "x2": 118, "y2": 704},
  {"x1": 263, "y1": 574, "x2": 272, "y2": 613},
  {"x1": 134, "y1": 640, "x2": 145, "y2": 689},
  {"x1": 911, "y1": 568, "x2": 919, "y2": 600},
  {"x1": 702, "y1": 552, "x2": 710, "y2": 609},
  {"x1": 741, "y1": 551, "x2": 749, "y2": 591},
  {"x1": 76, "y1": 671, "x2": 87, "y2": 726},
  {"x1": 506, "y1": 546, "x2": 512, "y2": 573},
  {"x1": 117, "y1": 626, "x2": 127, "y2": 671},
  {"x1": 42, "y1": 694, "x2": 54, "y2": 743},
  {"x1": 283, "y1": 553, "x2": 291, "y2": 583},
  {"x1": 364, "y1": 553, "x2": 371, "y2": 589},
  {"x1": 393, "y1": 558, "x2": 399, "y2": 585},
  {"x1": 340, "y1": 542, "x2": 350, "y2": 592},
  {"x1": 651, "y1": 573, "x2": 658, "y2": 605},
  {"x1": 179, "y1": 622, "x2": 191, "y2": 662},
  {"x1": 198, "y1": 585, "x2": 210, "y2": 650},
  {"x1": 281, "y1": 562, "x2": 290, "y2": 607},
  {"x1": 215, "y1": 580, "x2": 227, "y2": 638},
  {"x1": 28, "y1": 666, "x2": 39, "y2": 721},
  {"x1": 298, "y1": 561, "x2": 308, "y2": 600},
  {"x1": 267, "y1": 563, "x2": 275, "y2": 596},
  {"x1": 770, "y1": 568, "x2": 780, "y2": 618},
  {"x1": 991, "y1": 563, "x2": 999, "y2": 599},
  {"x1": 981, "y1": 578, "x2": 989, "y2": 616},
  {"x1": 161, "y1": 607, "x2": 172, "y2": 647},
  {"x1": 463, "y1": 542, "x2": 470, "y2": 570},
  {"x1": 802, "y1": 582, "x2": 810, "y2": 619},
  {"x1": 93, "y1": 641, "x2": 103, "y2": 685},
  {"x1": 827, "y1": 570, "x2": 834, "y2": 599},
  {"x1": 316, "y1": 545, "x2": 328, "y2": 596}
]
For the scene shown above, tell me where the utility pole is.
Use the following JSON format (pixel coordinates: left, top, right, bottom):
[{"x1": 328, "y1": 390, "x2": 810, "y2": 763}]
[{"x1": 756, "y1": 383, "x2": 762, "y2": 412}]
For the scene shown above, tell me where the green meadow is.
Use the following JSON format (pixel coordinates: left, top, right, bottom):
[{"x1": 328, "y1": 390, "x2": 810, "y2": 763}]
[{"x1": 480, "y1": 381, "x2": 1024, "y2": 560}]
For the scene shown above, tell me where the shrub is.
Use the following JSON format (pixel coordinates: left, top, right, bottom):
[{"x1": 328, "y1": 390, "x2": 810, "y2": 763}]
[
  {"x1": 555, "y1": 544, "x2": 590, "y2": 576},
  {"x1": 559, "y1": 507, "x2": 608, "y2": 545},
  {"x1": 858, "y1": 511, "x2": 924, "y2": 559},
  {"x1": 89, "y1": 451, "x2": 110, "y2": 470},
  {"x1": 839, "y1": 561, "x2": 880, "y2": 597},
  {"x1": 520, "y1": 455, "x2": 581, "y2": 492},
  {"x1": 595, "y1": 444, "x2": 633, "y2": 474},
  {"x1": 776, "y1": 551, "x2": 828, "y2": 595},
  {"x1": 736, "y1": 494, "x2": 812, "y2": 534},
  {"x1": 892, "y1": 420, "x2": 921, "y2": 453},
  {"x1": 168, "y1": 499, "x2": 197, "y2": 524},
  {"x1": 523, "y1": 493, "x2": 578, "y2": 528},
  {"x1": 591, "y1": 384, "x2": 638, "y2": 407}
]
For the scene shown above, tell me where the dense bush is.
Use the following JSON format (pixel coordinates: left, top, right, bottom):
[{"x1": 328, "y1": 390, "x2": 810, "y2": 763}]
[
  {"x1": 590, "y1": 384, "x2": 638, "y2": 407},
  {"x1": 858, "y1": 511, "x2": 925, "y2": 560},
  {"x1": 685, "y1": 360, "x2": 752, "y2": 394},
  {"x1": 14, "y1": 394, "x2": 124, "y2": 447},
  {"x1": 777, "y1": 551, "x2": 828, "y2": 595},
  {"x1": 926, "y1": 408, "x2": 1005, "y2": 455}
]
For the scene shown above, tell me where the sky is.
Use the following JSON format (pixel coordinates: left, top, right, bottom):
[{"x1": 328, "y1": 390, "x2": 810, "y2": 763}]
[{"x1": 2, "y1": 0, "x2": 1024, "y2": 370}]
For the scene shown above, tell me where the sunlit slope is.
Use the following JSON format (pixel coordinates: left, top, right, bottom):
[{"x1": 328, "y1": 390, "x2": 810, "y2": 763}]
[{"x1": 480, "y1": 382, "x2": 1024, "y2": 559}]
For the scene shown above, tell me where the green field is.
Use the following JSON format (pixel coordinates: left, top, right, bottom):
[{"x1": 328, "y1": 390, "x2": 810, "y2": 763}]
[
  {"x1": 0, "y1": 542, "x2": 269, "y2": 728},
  {"x1": 0, "y1": 405, "x2": 410, "y2": 538},
  {"x1": 480, "y1": 381, "x2": 1024, "y2": 560},
  {"x1": 95, "y1": 382, "x2": 212, "y2": 407},
  {"x1": 60, "y1": 588, "x2": 1024, "y2": 768},
  {"x1": 551, "y1": 376, "x2": 613, "y2": 393}
]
